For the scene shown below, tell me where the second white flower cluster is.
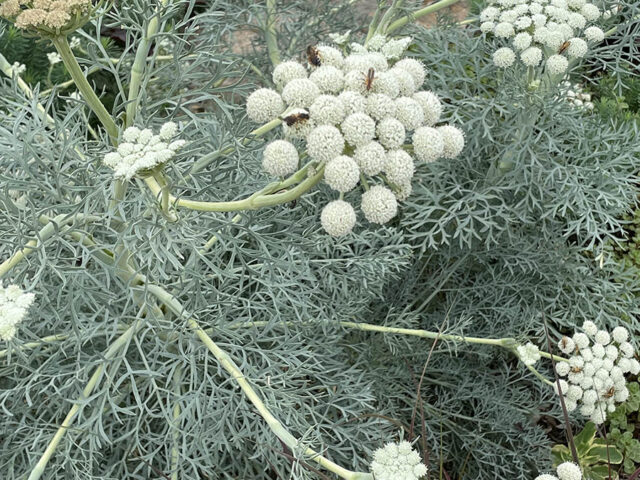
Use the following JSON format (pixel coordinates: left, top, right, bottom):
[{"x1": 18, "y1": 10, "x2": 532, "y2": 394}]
[
  {"x1": 245, "y1": 36, "x2": 465, "y2": 237},
  {"x1": 0, "y1": 283, "x2": 35, "y2": 342}
]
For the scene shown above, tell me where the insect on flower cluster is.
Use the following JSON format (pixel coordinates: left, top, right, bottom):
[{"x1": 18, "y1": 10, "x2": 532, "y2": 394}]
[
  {"x1": 0, "y1": 284, "x2": 35, "y2": 342},
  {"x1": 480, "y1": 0, "x2": 605, "y2": 73},
  {"x1": 245, "y1": 36, "x2": 465, "y2": 237},
  {"x1": 554, "y1": 321, "x2": 640, "y2": 424}
]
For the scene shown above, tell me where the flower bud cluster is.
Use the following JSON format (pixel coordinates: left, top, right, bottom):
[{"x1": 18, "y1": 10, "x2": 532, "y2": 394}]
[
  {"x1": 245, "y1": 37, "x2": 464, "y2": 237},
  {"x1": 0, "y1": 0, "x2": 93, "y2": 33},
  {"x1": 480, "y1": 0, "x2": 606, "y2": 74},
  {"x1": 534, "y1": 461, "x2": 582, "y2": 480},
  {"x1": 103, "y1": 122, "x2": 186, "y2": 180},
  {"x1": 0, "y1": 283, "x2": 35, "y2": 341},
  {"x1": 370, "y1": 441, "x2": 428, "y2": 480},
  {"x1": 559, "y1": 80, "x2": 594, "y2": 110},
  {"x1": 554, "y1": 321, "x2": 639, "y2": 424}
]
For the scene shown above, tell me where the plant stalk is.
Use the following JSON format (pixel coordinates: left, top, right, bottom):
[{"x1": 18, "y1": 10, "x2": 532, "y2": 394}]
[{"x1": 385, "y1": 0, "x2": 462, "y2": 34}]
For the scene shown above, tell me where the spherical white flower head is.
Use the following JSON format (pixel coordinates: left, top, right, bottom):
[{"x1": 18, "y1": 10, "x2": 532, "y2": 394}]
[
  {"x1": 558, "y1": 336, "x2": 575, "y2": 355},
  {"x1": 384, "y1": 150, "x2": 415, "y2": 185},
  {"x1": 262, "y1": 140, "x2": 299, "y2": 177},
  {"x1": 377, "y1": 117, "x2": 406, "y2": 150},
  {"x1": 389, "y1": 68, "x2": 417, "y2": 97},
  {"x1": 481, "y1": 21, "x2": 496, "y2": 33},
  {"x1": 321, "y1": 200, "x2": 356, "y2": 237},
  {"x1": 246, "y1": 88, "x2": 285, "y2": 123},
  {"x1": 493, "y1": 47, "x2": 516, "y2": 68},
  {"x1": 395, "y1": 58, "x2": 426, "y2": 88},
  {"x1": 437, "y1": 126, "x2": 465, "y2": 159},
  {"x1": 546, "y1": 54, "x2": 569, "y2": 74},
  {"x1": 315, "y1": 45, "x2": 345, "y2": 69},
  {"x1": 556, "y1": 462, "x2": 582, "y2": 480},
  {"x1": 515, "y1": 16, "x2": 533, "y2": 29},
  {"x1": 566, "y1": 38, "x2": 588, "y2": 58},
  {"x1": 594, "y1": 330, "x2": 611, "y2": 345},
  {"x1": 361, "y1": 185, "x2": 398, "y2": 224},
  {"x1": 481, "y1": 6, "x2": 501, "y2": 21},
  {"x1": 366, "y1": 94, "x2": 396, "y2": 121},
  {"x1": 306, "y1": 125, "x2": 345, "y2": 162},
  {"x1": 630, "y1": 359, "x2": 640, "y2": 375},
  {"x1": 367, "y1": 52, "x2": 389, "y2": 72},
  {"x1": 354, "y1": 141, "x2": 386, "y2": 176},
  {"x1": 413, "y1": 126, "x2": 444, "y2": 163},
  {"x1": 581, "y1": 3, "x2": 600, "y2": 20},
  {"x1": 529, "y1": 3, "x2": 544, "y2": 14},
  {"x1": 582, "y1": 320, "x2": 598, "y2": 336},
  {"x1": 619, "y1": 341, "x2": 634, "y2": 358},
  {"x1": 556, "y1": 361, "x2": 570, "y2": 376},
  {"x1": 532, "y1": 13, "x2": 547, "y2": 26},
  {"x1": 584, "y1": 26, "x2": 604, "y2": 42},
  {"x1": 513, "y1": 32, "x2": 532, "y2": 50},
  {"x1": 338, "y1": 91, "x2": 366, "y2": 115},
  {"x1": 535, "y1": 475, "x2": 560, "y2": 480},
  {"x1": 342, "y1": 112, "x2": 376, "y2": 147},
  {"x1": 394, "y1": 97, "x2": 424, "y2": 131},
  {"x1": 310, "y1": 95, "x2": 346, "y2": 125},
  {"x1": 310, "y1": 66, "x2": 344, "y2": 94},
  {"x1": 123, "y1": 126, "x2": 141, "y2": 143},
  {"x1": 282, "y1": 79, "x2": 320, "y2": 108},
  {"x1": 413, "y1": 91, "x2": 442, "y2": 126},
  {"x1": 371, "y1": 71, "x2": 400, "y2": 98},
  {"x1": 554, "y1": 379, "x2": 569, "y2": 395},
  {"x1": 568, "y1": 0, "x2": 586, "y2": 7},
  {"x1": 367, "y1": 34, "x2": 387, "y2": 51},
  {"x1": 370, "y1": 441, "x2": 427, "y2": 480},
  {"x1": 517, "y1": 342, "x2": 542, "y2": 366},
  {"x1": 567, "y1": 12, "x2": 586, "y2": 28},
  {"x1": 282, "y1": 108, "x2": 315, "y2": 139},
  {"x1": 273, "y1": 61, "x2": 307, "y2": 90},
  {"x1": 572, "y1": 332, "x2": 590, "y2": 349},
  {"x1": 324, "y1": 155, "x2": 360, "y2": 192},
  {"x1": 494, "y1": 21, "x2": 516, "y2": 38},
  {"x1": 615, "y1": 386, "x2": 630, "y2": 402},
  {"x1": 381, "y1": 37, "x2": 413, "y2": 60},
  {"x1": 394, "y1": 181, "x2": 413, "y2": 201},
  {"x1": 611, "y1": 326, "x2": 628, "y2": 343},
  {"x1": 566, "y1": 385, "x2": 583, "y2": 401},
  {"x1": 344, "y1": 70, "x2": 368, "y2": 95},
  {"x1": 344, "y1": 54, "x2": 371, "y2": 73},
  {"x1": 521, "y1": 47, "x2": 543, "y2": 66}
]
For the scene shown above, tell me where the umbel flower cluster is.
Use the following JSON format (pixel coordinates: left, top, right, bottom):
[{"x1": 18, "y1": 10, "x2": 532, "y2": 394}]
[
  {"x1": 535, "y1": 461, "x2": 583, "y2": 480},
  {"x1": 0, "y1": 0, "x2": 92, "y2": 32},
  {"x1": 245, "y1": 36, "x2": 465, "y2": 237},
  {"x1": 0, "y1": 283, "x2": 35, "y2": 342},
  {"x1": 559, "y1": 80, "x2": 594, "y2": 110},
  {"x1": 370, "y1": 441, "x2": 428, "y2": 480},
  {"x1": 480, "y1": 0, "x2": 605, "y2": 73},
  {"x1": 103, "y1": 122, "x2": 186, "y2": 180},
  {"x1": 554, "y1": 321, "x2": 640, "y2": 424}
]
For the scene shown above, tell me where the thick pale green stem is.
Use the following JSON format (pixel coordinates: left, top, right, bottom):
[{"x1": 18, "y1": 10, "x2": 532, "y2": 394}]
[
  {"x1": 385, "y1": 0, "x2": 462, "y2": 34},
  {"x1": 27, "y1": 321, "x2": 142, "y2": 480},
  {"x1": 51, "y1": 36, "x2": 118, "y2": 141},
  {"x1": 264, "y1": 0, "x2": 281, "y2": 67},
  {"x1": 152, "y1": 170, "x2": 178, "y2": 222},
  {"x1": 170, "y1": 367, "x2": 182, "y2": 480},
  {"x1": 145, "y1": 284, "x2": 371, "y2": 480},
  {"x1": 0, "y1": 334, "x2": 68, "y2": 359}
]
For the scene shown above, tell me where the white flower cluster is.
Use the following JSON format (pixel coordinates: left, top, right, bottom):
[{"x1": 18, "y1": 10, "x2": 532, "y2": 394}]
[
  {"x1": 370, "y1": 441, "x2": 428, "y2": 480},
  {"x1": 535, "y1": 461, "x2": 582, "y2": 480},
  {"x1": 559, "y1": 80, "x2": 594, "y2": 110},
  {"x1": 480, "y1": 0, "x2": 605, "y2": 74},
  {"x1": 517, "y1": 342, "x2": 541, "y2": 366},
  {"x1": 554, "y1": 321, "x2": 639, "y2": 424},
  {"x1": 245, "y1": 37, "x2": 464, "y2": 237},
  {"x1": 103, "y1": 122, "x2": 186, "y2": 180},
  {"x1": 0, "y1": 284, "x2": 35, "y2": 341}
]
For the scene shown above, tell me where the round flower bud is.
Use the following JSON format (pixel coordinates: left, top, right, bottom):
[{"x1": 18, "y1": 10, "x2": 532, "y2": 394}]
[
  {"x1": 611, "y1": 326, "x2": 628, "y2": 343},
  {"x1": 413, "y1": 126, "x2": 444, "y2": 163},
  {"x1": 361, "y1": 185, "x2": 398, "y2": 224},
  {"x1": 580, "y1": 377, "x2": 594, "y2": 390},
  {"x1": 272, "y1": 61, "x2": 307, "y2": 90},
  {"x1": 602, "y1": 358, "x2": 614, "y2": 371},
  {"x1": 546, "y1": 54, "x2": 569, "y2": 74},
  {"x1": 366, "y1": 93, "x2": 396, "y2": 121},
  {"x1": 567, "y1": 12, "x2": 586, "y2": 28},
  {"x1": 354, "y1": 141, "x2": 386, "y2": 176},
  {"x1": 618, "y1": 358, "x2": 632, "y2": 372},
  {"x1": 567, "y1": 385, "x2": 583, "y2": 401},
  {"x1": 315, "y1": 45, "x2": 345, "y2": 69},
  {"x1": 583, "y1": 320, "x2": 598, "y2": 336},
  {"x1": 371, "y1": 71, "x2": 400, "y2": 98},
  {"x1": 338, "y1": 91, "x2": 366, "y2": 115},
  {"x1": 594, "y1": 330, "x2": 611, "y2": 345},
  {"x1": 564, "y1": 398, "x2": 578, "y2": 412},
  {"x1": 377, "y1": 117, "x2": 406, "y2": 150},
  {"x1": 493, "y1": 47, "x2": 516, "y2": 68},
  {"x1": 500, "y1": 9, "x2": 518, "y2": 22},
  {"x1": 592, "y1": 343, "x2": 605, "y2": 358},
  {"x1": 395, "y1": 58, "x2": 426, "y2": 87},
  {"x1": 584, "y1": 26, "x2": 604, "y2": 42},
  {"x1": 581, "y1": 3, "x2": 600, "y2": 20},
  {"x1": 344, "y1": 70, "x2": 368, "y2": 95},
  {"x1": 480, "y1": 6, "x2": 500, "y2": 21},
  {"x1": 341, "y1": 113, "x2": 376, "y2": 147},
  {"x1": 344, "y1": 54, "x2": 371, "y2": 73},
  {"x1": 630, "y1": 359, "x2": 640, "y2": 375},
  {"x1": 572, "y1": 332, "x2": 590, "y2": 349},
  {"x1": 481, "y1": 21, "x2": 496, "y2": 33},
  {"x1": 366, "y1": 52, "x2": 389, "y2": 72},
  {"x1": 582, "y1": 389, "x2": 598, "y2": 405},
  {"x1": 246, "y1": 88, "x2": 285, "y2": 123},
  {"x1": 309, "y1": 66, "x2": 344, "y2": 94},
  {"x1": 413, "y1": 91, "x2": 442, "y2": 126},
  {"x1": 282, "y1": 79, "x2": 320, "y2": 108},
  {"x1": 310, "y1": 95, "x2": 346, "y2": 125},
  {"x1": 554, "y1": 379, "x2": 569, "y2": 395},
  {"x1": 282, "y1": 108, "x2": 315, "y2": 139},
  {"x1": 495, "y1": 22, "x2": 516, "y2": 38},
  {"x1": 556, "y1": 462, "x2": 582, "y2": 480},
  {"x1": 307, "y1": 125, "x2": 345, "y2": 162},
  {"x1": 321, "y1": 200, "x2": 356, "y2": 237},
  {"x1": 521, "y1": 47, "x2": 543, "y2": 66},
  {"x1": 104, "y1": 152, "x2": 122, "y2": 167},
  {"x1": 262, "y1": 140, "x2": 299, "y2": 177},
  {"x1": 159, "y1": 122, "x2": 178, "y2": 140},
  {"x1": 394, "y1": 181, "x2": 413, "y2": 201},
  {"x1": 394, "y1": 97, "x2": 424, "y2": 131},
  {"x1": 122, "y1": 127, "x2": 141, "y2": 143},
  {"x1": 515, "y1": 16, "x2": 533, "y2": 29},
  {"x1": 619, "y1": 342, "x2": 634, "y2": 358},
  {"x1": 513, "y1": 32, "x2": 532, "y2": 50},
  {"x1": 566, "y1": 38, "x2": 588, "y2": 58},
  {"x1": 437, "y1": 125, "x2": 465, "y2": 159},
  {"x1": 615, "y1": 387, "x2": 630, "y2": 403},
  {"x1": 324, "y1": 155, "x2": 360, "y2": 192},
  {"x1": 389, "y1": 67, "x2": 417, "y2": 96},
  {"x1": 559, "y1": 337, "x2": 576, "y2": 355},
  {"x1": 532, "y1": 13, "x2": 547, "y2": 26},
  {"x1": 385, "y1": 150, "x2": 415, "y2": 185},
  {"x1": 605, "y1": 345, "x2": 618, "y2": 359},
  {"x1": 556, "y1": 361, "x2": 570, "y2": 376},
  {"x1": 580, "y1": 403, "x2": 596, "y2": 417}
]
